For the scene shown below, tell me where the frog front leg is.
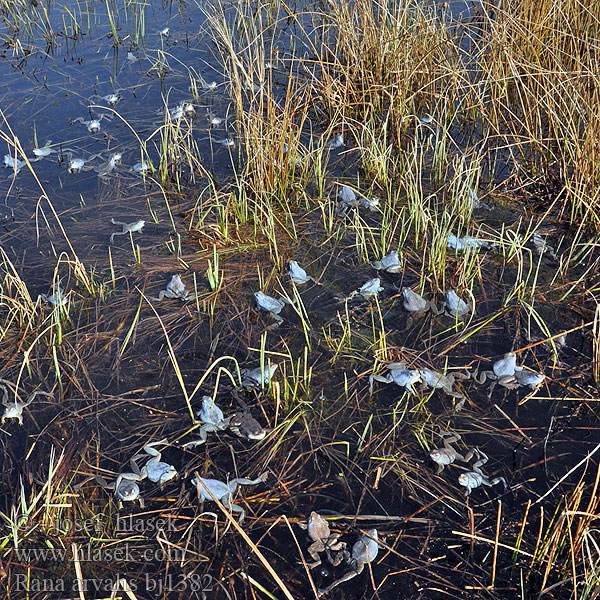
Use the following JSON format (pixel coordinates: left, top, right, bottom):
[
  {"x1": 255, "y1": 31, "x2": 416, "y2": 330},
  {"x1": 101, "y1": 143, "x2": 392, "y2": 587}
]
[
  {"x1": 450, "y1": 371, "x2": 472, "y2": 402},
  {"x1": 448, "y1": 390, "x2": 466, "y2": 411},
  {"x1": 24, "y1": 390, "x2": 53, "y2": 407},
  {"x1": 404, "y1": 380, "x2": 419, "y2": 395},
  {"x1": 462, "y1": 448, "x2": 475, "y2": 463}
]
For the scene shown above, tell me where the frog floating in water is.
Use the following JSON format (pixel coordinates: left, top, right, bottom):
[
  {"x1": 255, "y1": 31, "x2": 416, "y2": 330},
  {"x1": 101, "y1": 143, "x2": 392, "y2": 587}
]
[
  {"x1": 100, "y1": 91, "x2": 122, "y2": 106},
  {"x1": 97, "y1": 152, "x2": 123, "y2": 179},
  {"x1": 102, "y1": 467, "x2": 144, "y2": 509},
  {"x1": 208, "y1": 114, "x2": 224, "y2": 127},
  {"x1": 429, "y1": 432, "x2": 474, "y2": 474},
  {"x1": 514, "y1": 368, "x2": 546, "y2": 390},
  {"x1": 3, "y1": 154, "x2": 26, "y2": 176},
  {"x1": 402, "y1": 287, "x2": 440, "y2": 315},
  {"x1": 216, "y1": 138, "x2": 235, "y2": 148},
  {"x1": 288, "y1": 261, "x2": 313, "y2": 284},
  {"x1": 241, "y1": 363, "x2": 278, "y2": 388},
  {"x1": 474, "y1": 352, "x2": 520, "y2": 392},
  {"x1": 109, "y1": 218, "x2": 145, "y2": 245},
  {"x1": 255, "y1": 291, "x2": 288, "y2": 328},
  {"x1": 108, "y1": 475, "x2": 144, "y2": 509},
  {"x1": 131, "y1": 160, "x2": 153, "y2": 174},
  {"x1": 227, "y1": 410, "x2": 268, "y2": 441},
  {"x1": 371, "y1": 250, "x2": 402, "y2": 274},
  {"x1": 479, "y1": 355, "x2": 545, "y2": 392},
  {"x1": 181, "y1": 396, "x2": 230, "y2": 448},
  {"x1": 73, "y1": 115, "x2": 109, "y2": 133},
  {"x1": 359, "y1": 196, "x2": 380, "y2": 211},
  {"x1": 369, "y1": 362, "x2": 421, "y2": 394},
  {"x1": 532, "y1": 233, "x2": 558, "y2": 260},
  {"x1": 91, "y1": 90, "x2": 123, "y2": 106},
  {"x1": 132, "y1": 440, "x2": 178, "y2": 488},
  {"x1": 93, "y1": 153, "x2": 122, "y2": 179},
  {"x1": 447, "y1": 233, "x2": 494, "y2": 251},
  {"x1": 155, "y1": 274, "x2": 191, "y2": 301},
  {"x1": 338, "y1": 278, "x2": 384, "y2": 303},
  {"x1": 458, "y1": 449, "x2": 507, "y2": 496},
  {"x1": 299, "y1": 512, "x2": 348, "y2": 568},
  {"x1": 336, "y1": 185, "x2": 358, "y2": 211},
  {"x1": 0, "y1": 385, "x2": 53, "y2": 425},
  {"x1": 443, "y1": 289, "x2": 472, "y2": 320},
  {"x1": 169, "y1": 102, "x2": 196, "y2": 120},
  {"x1": 419, "y1": 368, "x2": 471, "y2": 410},
  {"x1": 88, "y1": 457, "x2": 148, "y2": 509},
  {"x1": 68, "y1": 158, "x2": 86, "y2": 173},
  {"x1": 64, "y1": 152, "x2": 102, "y2": 173},
  {"x1": 317, "y1": 529, "x2": 380, "y2": 597},
  {"x1": 31, "y1": 140, "x2": 59, "y2": 161},
  {"x1": 356, "y1": 278, "x2": 383, "y2": 299},
  {"x1": 40, "y1": 281, "x2": 68, "y2": 308},
  {"x1": 182, "y1": 396, "x2": 268, "y2": 448},
  {"x1": 336, "y1": 186, "x2": 378, "y2": 213},
  {"x1": 325, "y1": 132, "x2": 344, "y2": 149},
  {"x1": 191, "y1": 472, "x2": 268, "y2": 523}
]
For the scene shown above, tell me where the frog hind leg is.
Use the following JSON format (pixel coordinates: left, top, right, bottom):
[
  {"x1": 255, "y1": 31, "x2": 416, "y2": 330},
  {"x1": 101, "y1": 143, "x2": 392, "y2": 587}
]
[
  {"x1": 463, "y1": 448, "x2": 475, "y2": 463},
  {"x1": 453, "y1": 371, "x2": 472, "y2": 381},
  {"x1": 369, "y1": 374, "x2": 390, "y2": 393},
  {"x1": 486, "y1": 476, "x2": 507, "y2": 491},
  {"x1": 471, "y1": 449, "x2": 489, "y2": 470},
  {"x1": 181, "y1": 428, "x2": 208, "y2": 449},
  {"x1": 234, "y1": 473, "x2": 268, "y2": 487},
  {"x1": 317, "y1": 568, "x2": 359, "y2": 597},
  {"x1": 450, "y1": 391, "x2": 465, "y2": 411},
  {"x1": 222, "y1": 497, "x2": 245, "y2": 523},
  {"x1": 473, "y1": 370, "x2": 494, "y2": 385}
]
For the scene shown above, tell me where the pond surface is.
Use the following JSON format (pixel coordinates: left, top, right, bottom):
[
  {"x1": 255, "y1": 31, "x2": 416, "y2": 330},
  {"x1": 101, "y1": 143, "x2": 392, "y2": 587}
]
[{"x1": 1, "y1": 0, "x2": 599, "y2": 599}]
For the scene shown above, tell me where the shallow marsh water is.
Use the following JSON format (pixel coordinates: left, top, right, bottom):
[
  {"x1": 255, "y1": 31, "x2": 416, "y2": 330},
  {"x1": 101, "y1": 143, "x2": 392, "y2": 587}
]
[{"x1": 0, "y1": 0, "x2": 600, "y2": 599}]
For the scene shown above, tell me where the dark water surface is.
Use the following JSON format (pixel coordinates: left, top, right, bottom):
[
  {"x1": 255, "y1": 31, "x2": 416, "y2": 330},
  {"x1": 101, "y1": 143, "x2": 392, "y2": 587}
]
[{"x1": 0, "y1": 1, "x2": 598, "y2": 600}]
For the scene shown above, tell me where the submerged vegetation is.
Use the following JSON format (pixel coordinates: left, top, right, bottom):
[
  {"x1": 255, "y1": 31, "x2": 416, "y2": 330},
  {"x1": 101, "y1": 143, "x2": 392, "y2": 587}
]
[{"x1": 0, "y1": 0, "x2": 600, "y2": 598}]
